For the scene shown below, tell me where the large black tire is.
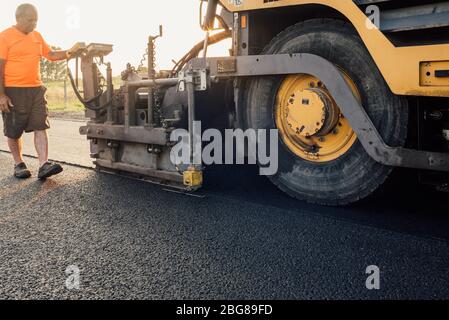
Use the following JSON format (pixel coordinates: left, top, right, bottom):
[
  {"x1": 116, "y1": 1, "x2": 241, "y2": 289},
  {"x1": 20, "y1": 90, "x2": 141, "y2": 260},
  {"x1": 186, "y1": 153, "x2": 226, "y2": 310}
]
[{"x1": 244, "y1": 19, "x2": 409, "y2": 206}]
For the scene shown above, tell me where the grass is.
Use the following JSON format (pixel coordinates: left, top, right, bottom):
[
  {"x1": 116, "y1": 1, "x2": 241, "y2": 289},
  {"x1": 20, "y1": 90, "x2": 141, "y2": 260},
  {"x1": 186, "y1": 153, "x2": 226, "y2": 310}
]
[
  {"x1": 44, "y1": 80, "x2": 84, "y2": 112},
  {"x1": 44, "y1": 76, "x2": 122, "y2": 114}
]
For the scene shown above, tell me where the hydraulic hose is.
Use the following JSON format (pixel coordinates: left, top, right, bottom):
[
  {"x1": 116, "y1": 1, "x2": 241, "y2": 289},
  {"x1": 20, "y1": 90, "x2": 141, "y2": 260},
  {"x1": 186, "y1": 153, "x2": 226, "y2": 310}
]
[{"x1": 67, "y1": 66, "x2": 110, "y2": 111}]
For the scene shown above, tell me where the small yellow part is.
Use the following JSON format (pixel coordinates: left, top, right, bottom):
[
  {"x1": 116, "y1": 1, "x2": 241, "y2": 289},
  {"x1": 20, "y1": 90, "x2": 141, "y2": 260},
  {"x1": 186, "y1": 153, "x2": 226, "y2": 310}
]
[
  {"x1": 183, "y1": 167, "x2": 203, "y2": 188},
  {"x1": 275, "y1": 72, "x2": 361, "y2": 163},
  {"x1": 241, "y1": 14, "x2": 248, "y2": 29}
]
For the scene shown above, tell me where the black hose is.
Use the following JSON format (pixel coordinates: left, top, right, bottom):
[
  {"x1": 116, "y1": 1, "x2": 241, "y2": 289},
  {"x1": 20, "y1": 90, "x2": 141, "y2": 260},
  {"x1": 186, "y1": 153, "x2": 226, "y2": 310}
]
[{"x1": 67, "y1": 67, "x2": 110, "y2": 111}]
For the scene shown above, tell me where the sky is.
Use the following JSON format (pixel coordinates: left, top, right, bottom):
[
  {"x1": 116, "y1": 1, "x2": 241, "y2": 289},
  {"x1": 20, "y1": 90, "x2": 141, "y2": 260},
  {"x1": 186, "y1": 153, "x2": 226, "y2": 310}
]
[{"x1": 0, "y1": 0, "x2": 230, "y2": 75}]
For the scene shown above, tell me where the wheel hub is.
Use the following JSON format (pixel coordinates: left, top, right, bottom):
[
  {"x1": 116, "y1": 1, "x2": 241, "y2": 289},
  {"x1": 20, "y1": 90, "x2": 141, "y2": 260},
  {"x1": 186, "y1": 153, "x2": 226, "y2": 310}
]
[
  {"x1": 275, "y1": 73, "x2": 360, "y2": 162},
  {"x1": 286, "y1": 88, "x2": 340, "y2": 138}
]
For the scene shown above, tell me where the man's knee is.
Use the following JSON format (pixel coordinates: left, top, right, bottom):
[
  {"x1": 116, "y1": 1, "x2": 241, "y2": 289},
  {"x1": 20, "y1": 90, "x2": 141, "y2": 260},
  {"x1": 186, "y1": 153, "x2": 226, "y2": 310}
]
[
  {"x1": 34, "y1": 130, "x2": 48, "y2": 138},
  {"x1": 7, "y1": 137, "x2": 21, "y2": 144},
  {"x1": 5, "y1": 131, "x2": 24, "y2": 140}
]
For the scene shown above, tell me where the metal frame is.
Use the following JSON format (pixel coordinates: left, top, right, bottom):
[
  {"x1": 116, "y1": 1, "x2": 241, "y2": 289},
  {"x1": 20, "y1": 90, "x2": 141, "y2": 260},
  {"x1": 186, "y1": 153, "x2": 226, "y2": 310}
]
[
  {"x1": 79, "y1": 50, "x2": 449, "y2": 173},
  {"x1": 188, "y1": 53, "x2": 449, "y2": 172},
  {"x1": 79, "y1": 124, "x2": 169, "y2": 146}
]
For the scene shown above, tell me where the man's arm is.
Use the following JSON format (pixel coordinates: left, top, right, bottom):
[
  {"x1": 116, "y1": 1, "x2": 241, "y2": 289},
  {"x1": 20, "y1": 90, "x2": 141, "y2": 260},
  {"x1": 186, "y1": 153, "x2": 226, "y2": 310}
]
[
  {"x1": 0, "y1": 59, "x2": 14, "y2": 113},
  {"x1": 45, "y1": 43, "x2": 87, "y2": 62},
  {"x1": 46, "y1": 50, "x2": 69, "y2": 61}
]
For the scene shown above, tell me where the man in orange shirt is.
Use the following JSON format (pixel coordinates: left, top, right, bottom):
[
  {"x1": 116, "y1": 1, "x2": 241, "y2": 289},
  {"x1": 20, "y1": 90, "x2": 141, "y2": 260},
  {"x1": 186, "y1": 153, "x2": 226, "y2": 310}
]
[{"x1": 0, "y1": 3, "x2": 79, "y2": 180}]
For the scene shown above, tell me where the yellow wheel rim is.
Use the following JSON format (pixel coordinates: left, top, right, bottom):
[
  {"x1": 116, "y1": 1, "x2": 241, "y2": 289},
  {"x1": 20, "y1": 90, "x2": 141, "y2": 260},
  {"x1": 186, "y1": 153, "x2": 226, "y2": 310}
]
[{"x1": 275, "y1": 71, "x2": 361, "y2": 163}]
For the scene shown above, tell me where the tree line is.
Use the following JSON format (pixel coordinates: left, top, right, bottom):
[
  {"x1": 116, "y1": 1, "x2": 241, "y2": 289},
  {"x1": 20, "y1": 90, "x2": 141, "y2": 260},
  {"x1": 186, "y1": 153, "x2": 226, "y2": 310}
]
[{"x1": 40, "y1": 45, "x2": 67, "y2": 82}]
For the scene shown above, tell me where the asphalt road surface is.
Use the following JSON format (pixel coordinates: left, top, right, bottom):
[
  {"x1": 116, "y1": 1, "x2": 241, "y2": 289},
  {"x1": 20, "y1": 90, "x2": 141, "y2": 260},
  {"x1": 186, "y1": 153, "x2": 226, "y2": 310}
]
[{"x1": 0, "y1": 118, "x2": 449, "y2": 300}]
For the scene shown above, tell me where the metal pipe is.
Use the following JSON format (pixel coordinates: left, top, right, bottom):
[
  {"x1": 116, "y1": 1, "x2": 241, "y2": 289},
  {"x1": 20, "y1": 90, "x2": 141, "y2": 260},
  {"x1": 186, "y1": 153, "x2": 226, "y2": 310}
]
[
  {"x1": 186, "y1": 76, "x2": 196, "y2": 164},
  {"x1": 106, "y1": 63, "x2": 114, "y2": 123},
  {"x1": 75, "y1": 57, "x2": 79, "y2": 88},
  {"x1": 202, "y1": 31, "x2": 209, "y2": 59},
  {"x1": 127, "y1": 78, "x2": 179, "y2": 88},
  {"x1": 147, "y1": 36, "x2": 156, "y2": 127},
  {"x1": 147, "y1": 89, "x2": 154, "y2": 127},
  {"x1": 203, "y1": 0, "x2": 218, "y2": 30}
]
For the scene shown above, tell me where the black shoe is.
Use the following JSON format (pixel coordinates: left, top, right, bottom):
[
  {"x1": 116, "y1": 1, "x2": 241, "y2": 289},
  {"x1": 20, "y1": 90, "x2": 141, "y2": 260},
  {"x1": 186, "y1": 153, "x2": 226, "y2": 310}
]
[
  {"x1": 14, "y1": 163, "x2": 32, "y2": 179},
  {"x1": 38, "y1": 162, "x2": 63, "y2": 180}
]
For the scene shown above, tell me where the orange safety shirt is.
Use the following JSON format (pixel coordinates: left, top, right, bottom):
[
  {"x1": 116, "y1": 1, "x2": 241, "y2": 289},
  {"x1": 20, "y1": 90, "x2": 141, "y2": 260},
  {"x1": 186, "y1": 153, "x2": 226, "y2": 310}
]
[{"x1": 0, "y1": 27, "x2": 53, "y2": 88}]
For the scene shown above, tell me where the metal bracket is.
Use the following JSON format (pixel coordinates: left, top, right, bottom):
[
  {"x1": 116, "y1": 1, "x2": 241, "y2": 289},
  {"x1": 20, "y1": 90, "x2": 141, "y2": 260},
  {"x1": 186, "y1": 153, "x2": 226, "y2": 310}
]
[{"x1": 178, "y1": 69, "x2": 208, "y2": 92}]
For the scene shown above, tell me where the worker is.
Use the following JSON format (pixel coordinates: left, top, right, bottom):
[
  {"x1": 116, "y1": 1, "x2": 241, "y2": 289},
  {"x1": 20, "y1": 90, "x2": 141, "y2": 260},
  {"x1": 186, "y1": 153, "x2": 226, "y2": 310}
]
[{"x1": 0, "y1": 3, "x2": 79, "y2": 180}]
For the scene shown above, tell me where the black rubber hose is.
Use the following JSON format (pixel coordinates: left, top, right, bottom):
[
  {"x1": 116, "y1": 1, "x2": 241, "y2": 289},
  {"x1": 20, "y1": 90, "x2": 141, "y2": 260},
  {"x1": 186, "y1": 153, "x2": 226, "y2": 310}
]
[{"x1": 67, "y1": 67, "x2": 110, "y2": 111}]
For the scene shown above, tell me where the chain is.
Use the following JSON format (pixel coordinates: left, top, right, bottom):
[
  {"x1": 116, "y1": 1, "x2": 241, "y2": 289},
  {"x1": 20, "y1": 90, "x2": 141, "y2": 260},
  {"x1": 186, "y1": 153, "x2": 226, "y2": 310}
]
[
  {"x1": 137, "y1": 46, "x2": 149, "y2": 72},
  {"x1": 121, "y1": 45, "x2": 148, "y2": 80},
  {"x1": 153, "y1": 87, "x2": 163, "y2": 126},
  {"x1": 121, "y1": 39, "x2": 156, "y2": 80},
  {"x1": 92, "y1": 57, "x2": 107, "y2": 93}
]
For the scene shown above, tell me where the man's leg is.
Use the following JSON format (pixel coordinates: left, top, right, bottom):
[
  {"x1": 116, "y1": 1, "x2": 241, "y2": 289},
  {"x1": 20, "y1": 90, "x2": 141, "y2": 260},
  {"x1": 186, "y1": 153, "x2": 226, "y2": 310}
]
[
  {"x1": 7, "y1": 137, "x2": 25, "y2": 165},
  {"x1": 3, "y1": 88, "x2": 31, "y2": 178},
  {"x1": 8, "y1": 136, "x2": 31, "y2": 179},
  {"x1": 30, "y1": 87, "x2": 63, "y2": 179},
  {"x1": 34, "y1": 130, "x2": 48, "y2": 167},
  {"x1": 4, "y1": 114, "x2": 31, "y2": 179},
  {"x1": 34, "y1": 129, "x2": 63, "y2": 180}
]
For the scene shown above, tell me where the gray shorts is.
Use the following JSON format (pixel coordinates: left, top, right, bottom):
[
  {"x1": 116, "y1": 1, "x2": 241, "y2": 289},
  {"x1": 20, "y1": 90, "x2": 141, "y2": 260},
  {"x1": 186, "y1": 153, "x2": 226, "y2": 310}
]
[{"x1": 2, "y1": 86, "x2": 50, "y2": 139}]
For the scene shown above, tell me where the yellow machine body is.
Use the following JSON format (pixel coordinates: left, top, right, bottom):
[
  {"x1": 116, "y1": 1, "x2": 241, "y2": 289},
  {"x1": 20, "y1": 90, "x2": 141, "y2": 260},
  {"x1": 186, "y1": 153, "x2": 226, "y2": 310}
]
[{"x1": 219, "y1": 0, "x2": 449, "y2": 98}]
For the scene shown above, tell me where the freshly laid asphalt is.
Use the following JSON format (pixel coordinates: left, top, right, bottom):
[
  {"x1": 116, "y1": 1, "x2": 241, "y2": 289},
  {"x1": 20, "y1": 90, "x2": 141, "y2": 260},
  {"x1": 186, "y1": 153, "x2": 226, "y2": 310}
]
[{"x1": 0, "y1": 119, "x2": 449, "y2": 300}]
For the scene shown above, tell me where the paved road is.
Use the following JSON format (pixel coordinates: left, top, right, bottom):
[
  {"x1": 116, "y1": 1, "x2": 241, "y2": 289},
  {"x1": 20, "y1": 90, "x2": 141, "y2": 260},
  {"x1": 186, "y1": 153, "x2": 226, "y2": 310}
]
[{"x1": 0, "y1": 119, "x2": 449, "y2": 300}]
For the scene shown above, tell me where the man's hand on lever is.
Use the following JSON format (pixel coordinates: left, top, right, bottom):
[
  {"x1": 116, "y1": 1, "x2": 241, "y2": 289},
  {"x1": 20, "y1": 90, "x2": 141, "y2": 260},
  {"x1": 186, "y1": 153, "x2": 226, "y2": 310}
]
[{"x1": 66, "y1": 42, "x2": 87, "y2": 60}]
